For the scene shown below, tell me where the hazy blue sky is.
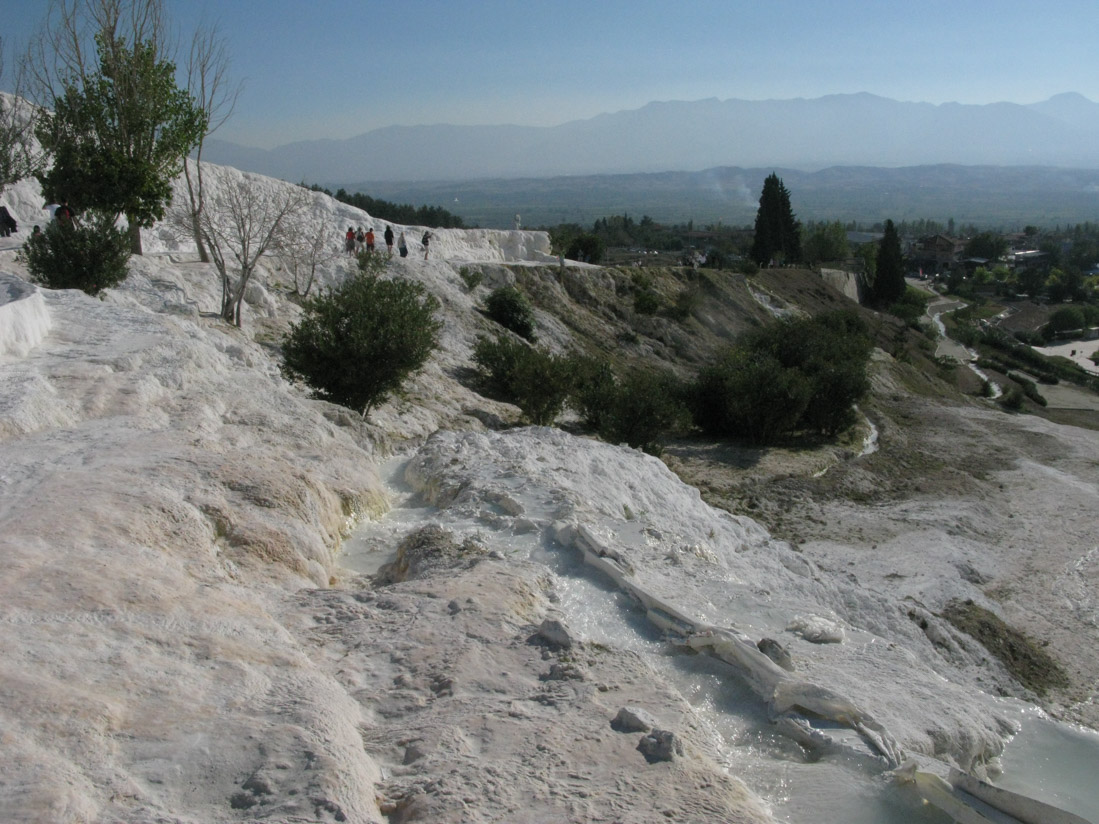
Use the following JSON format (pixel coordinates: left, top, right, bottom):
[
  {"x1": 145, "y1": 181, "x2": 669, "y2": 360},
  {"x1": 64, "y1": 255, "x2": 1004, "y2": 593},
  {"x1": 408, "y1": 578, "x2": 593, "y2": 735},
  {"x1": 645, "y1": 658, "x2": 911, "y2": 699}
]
[{"x1": 3, "y1": 0, "x2": 1098, "y2": 148}]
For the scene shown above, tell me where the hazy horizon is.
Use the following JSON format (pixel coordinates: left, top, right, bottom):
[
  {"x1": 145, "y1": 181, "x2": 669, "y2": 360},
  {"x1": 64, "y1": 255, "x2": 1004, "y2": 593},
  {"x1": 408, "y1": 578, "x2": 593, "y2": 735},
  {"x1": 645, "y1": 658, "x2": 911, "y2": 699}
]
[{"x1": 3, "y1": 0, "x2": 1098, "y2": 149}]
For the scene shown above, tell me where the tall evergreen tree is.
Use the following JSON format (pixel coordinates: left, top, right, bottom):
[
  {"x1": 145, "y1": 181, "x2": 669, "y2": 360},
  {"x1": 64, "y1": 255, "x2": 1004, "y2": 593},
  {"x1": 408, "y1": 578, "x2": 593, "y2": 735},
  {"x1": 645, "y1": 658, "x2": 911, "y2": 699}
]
[
  {"x1": 750, "y1": 172, "x2": 801, "y2": 266},
  {"x1": 872, "y1": 219, "x2": 905, "y2": 307}
]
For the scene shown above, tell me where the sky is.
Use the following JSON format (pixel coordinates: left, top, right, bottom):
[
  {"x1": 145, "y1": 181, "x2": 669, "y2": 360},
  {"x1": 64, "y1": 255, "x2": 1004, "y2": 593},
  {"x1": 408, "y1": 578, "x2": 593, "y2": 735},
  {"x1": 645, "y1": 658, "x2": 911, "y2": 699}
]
[{"x1": 3, "y1": 0, "x2": 1098, "y2": 149}]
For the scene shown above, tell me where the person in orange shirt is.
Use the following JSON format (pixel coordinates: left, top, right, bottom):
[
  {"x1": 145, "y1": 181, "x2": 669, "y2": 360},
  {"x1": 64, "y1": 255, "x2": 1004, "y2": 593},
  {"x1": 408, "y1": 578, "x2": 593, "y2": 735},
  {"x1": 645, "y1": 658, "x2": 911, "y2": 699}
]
[{"x1": 365, "y1": 227, "x2": 375, "y2": 253}]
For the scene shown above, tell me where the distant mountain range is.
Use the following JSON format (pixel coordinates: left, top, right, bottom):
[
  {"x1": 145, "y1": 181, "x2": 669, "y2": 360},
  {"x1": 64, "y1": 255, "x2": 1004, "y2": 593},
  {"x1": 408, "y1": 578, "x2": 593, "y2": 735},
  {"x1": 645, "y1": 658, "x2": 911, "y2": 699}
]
[{"x1": 202, "y1": 92, "x2": 1099, "y2": 184}]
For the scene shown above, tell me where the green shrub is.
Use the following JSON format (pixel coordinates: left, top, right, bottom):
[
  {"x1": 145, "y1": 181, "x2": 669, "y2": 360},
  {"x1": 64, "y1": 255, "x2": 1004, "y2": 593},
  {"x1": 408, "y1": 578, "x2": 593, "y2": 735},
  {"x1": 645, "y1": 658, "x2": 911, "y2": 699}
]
[
  {"x1": 1008, "y1": 373, "x2": 1048, "y2": 406},
  {"x1": 689, "y1": 310, "x2": 872, "y2": 444},
  {"x1": 633, "y1": 288, "x2": 661, "y2": 315},
  {"x1": 1045, "y1": 306, "x2": 1086, "y2": 335},
  {"x1": 281, "y1": 274, "x2": 441, "y2": 417},
  {"x1": 566, "y1": 354, "x2": 617, "y2": 432},
  {"x1": 665, "y1": 285, "x2": 701, "y2": 322},
  {"x1": 356, "y1": 248, "x2": 387, "y2": 276},
  {"x1": 600, "y1": 367, "x2": 689, "y2": 454},
  {"x1": 471, "y1": 334, "x2": 528, "y2": 397},
  {"x1": 887, "y1": 300, "x2": 924, "y2": 328},
  {"x1": 628, "y1": 272, "x2": 661, "y2": 315},
  {"x1": 472, "y1": 334, "x2": 571, "y2": 425},
  {"x1": 485, "y1": 285, "x2": 536, "y2": 341},
  {"x1": 1000, "y1": 386, "x2": 1025, "y2": 410},
  {"x1": 24, "y1": 212, "x2": 131, "y2": 295},
  {"x1": 692, "y1": 350, "x2": 813, "y2": 445},
  {"x1": 566, "y1": 357, "x2": 688, "y2": 453},
  {"x1": 459, "y1": 266, "x2": 483, "y2": 291}
]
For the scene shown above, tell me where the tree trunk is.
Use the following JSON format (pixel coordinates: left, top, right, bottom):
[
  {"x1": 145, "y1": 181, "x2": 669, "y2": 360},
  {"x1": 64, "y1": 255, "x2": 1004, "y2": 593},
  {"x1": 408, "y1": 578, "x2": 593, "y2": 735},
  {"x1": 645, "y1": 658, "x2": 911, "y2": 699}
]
[
  {"x1": 192, "y1": 210, "x2": 210, "y2": 263},
  {"x1": 128, "y1": 220, "x2": 143, "y2": 255}
]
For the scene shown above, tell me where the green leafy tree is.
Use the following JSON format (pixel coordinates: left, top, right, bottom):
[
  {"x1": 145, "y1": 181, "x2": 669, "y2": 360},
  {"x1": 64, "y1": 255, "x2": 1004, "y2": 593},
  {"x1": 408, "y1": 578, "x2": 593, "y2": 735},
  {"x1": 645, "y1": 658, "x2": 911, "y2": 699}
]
[
  {"x1": 281, "y1": 274, "x2": 442, "y2": 418},
  {"x1": 565, "y1": 232, "x2": 604, "y2": 263},
  {"x1": 1017, "y1": 265, "x2": 1047, "y2": 298},
  {"x1": 963, "y1": 231, "x2": 1007, "y2": 262},
  {"x1": 693, "y1": 349, "x2": 812, "y2": 445},
  {"x1": 871, "y1": 219, "x2": 905, "y2": 307},
  {"x1": 803, "y1": 220, "x2": 849, "y2": 264},
  {"x1": 1045, "y1": 267, "x2": 1085, "y2": 303},
  {"x1": 1046, "y1": 306, "x2": 1085, "y2": 334},
  {"x1": 750, "y1": 173, "x2": 801, "y2": 266},
  {"x1": 35, "y1": 34, "x2": 207, "y2": 255}
]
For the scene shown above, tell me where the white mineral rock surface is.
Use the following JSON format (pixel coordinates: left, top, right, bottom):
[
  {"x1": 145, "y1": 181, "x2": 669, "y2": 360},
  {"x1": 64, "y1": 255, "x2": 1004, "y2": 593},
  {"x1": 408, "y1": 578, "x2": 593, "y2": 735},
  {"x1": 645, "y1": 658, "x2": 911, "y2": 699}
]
[{"x1": 1, "y1": 160, "x2": 1097, "y2": 824}]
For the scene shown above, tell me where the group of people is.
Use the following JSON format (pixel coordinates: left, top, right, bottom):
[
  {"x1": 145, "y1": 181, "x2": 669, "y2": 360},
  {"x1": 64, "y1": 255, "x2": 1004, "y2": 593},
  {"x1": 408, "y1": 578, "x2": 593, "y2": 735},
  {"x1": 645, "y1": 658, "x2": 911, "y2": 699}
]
[{"x1": 342, "y1": 224, "x2": 433, "y2": 260}]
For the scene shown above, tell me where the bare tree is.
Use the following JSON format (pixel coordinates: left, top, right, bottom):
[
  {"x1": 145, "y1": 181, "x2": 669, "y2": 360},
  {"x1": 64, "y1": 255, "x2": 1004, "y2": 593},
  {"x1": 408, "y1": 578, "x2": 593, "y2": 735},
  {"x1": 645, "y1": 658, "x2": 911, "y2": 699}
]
[
  {"x1": 181, "y1": 21, "x2": 241, "y2": 263},
  {"x1": 274, "y1": 213, "x2": 345, "y2": 298},
  {"x1": 194, "y1": 177, "x2": 306, "y2": 326},
  {"x1": 0, "y1": 39, "x2": 43, "y2": 192},
  {"x1": 22, "y1": 0, "x2": 171, "y2": 106}
]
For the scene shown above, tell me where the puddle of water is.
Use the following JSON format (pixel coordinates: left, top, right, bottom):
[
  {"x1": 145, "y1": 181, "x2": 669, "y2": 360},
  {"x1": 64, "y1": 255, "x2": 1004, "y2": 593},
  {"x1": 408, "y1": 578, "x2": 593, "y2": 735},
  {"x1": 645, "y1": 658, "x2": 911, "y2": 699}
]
[{"x1": 995, "y1": 711, "x2": 1099, "y2": 822}]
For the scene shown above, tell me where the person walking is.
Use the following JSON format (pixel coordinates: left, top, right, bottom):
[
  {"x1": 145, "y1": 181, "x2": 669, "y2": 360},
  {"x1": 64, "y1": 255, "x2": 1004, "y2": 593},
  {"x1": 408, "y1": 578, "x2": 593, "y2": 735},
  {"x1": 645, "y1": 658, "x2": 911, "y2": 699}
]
[
  {"x1": 422, "y1": 230, "x2": 431, "y2": 260},
  {"x1": 365, "y1": 227, "x2": 375, "y2": 253},
  {"x1": 398, "y1": 231, "x2": 408, "y2": 258},
  {"x1": 384, "y1": 225, "x2": 394, "y2": 257},
  {"x1": 345, "y1": 227, "x2": 356, "y2": 256}
]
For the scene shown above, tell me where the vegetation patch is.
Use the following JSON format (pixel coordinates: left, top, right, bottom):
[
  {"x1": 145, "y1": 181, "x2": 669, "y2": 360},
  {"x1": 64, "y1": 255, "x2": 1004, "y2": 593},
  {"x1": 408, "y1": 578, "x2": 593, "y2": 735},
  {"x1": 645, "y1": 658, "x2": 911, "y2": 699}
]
[
  {"x1": 485, "y1": 285, "x2": 537, "y2": 341},
  {"x1": 472, "y1": 334, "x2": 572, "y2": 425},
  {"x1": 459, "y1": 266, "x2": 483, "y2": 291},
  {"x1": 941, "y1": 599, "x2": 1069, "y2": 695},
  {"x1": 24, "y1": 213, "x2": 131, "y2": 294},
  {"x1": 281, "y1": 271, "x2": 442, "y2": 418},
  {"x1": 689, "y1": 309, "x2": 873, "y2": 444}
]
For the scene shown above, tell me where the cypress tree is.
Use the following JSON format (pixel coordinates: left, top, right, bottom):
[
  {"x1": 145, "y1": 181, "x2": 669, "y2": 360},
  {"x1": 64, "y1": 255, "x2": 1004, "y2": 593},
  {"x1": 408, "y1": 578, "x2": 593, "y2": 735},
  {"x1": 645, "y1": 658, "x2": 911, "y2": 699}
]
[
  {"x1": 872, "y1": 219, "x2": 905, "y2": 307},
  {"x1": 750, "y1": 173, "x2": 801, "y2": 266}
]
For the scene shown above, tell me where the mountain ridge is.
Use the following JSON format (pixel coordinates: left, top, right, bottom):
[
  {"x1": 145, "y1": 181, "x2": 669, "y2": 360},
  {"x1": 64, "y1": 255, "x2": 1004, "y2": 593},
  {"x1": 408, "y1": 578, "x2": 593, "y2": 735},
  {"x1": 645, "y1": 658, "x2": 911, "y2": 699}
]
[{"x1": 202, "y1": 92, "x2": 1099, "y2": 184}]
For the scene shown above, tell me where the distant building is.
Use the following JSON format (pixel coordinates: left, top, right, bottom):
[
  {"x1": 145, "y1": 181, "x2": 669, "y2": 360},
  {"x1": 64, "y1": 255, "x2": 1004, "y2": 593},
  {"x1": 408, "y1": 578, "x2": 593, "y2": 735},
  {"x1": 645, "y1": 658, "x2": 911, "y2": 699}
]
[
  {"x1": 911, "y1": 234, "x2": 964, "y2": 275},
  {"x1": 1006, "y1": 249, "x2": 1048, "y2": 274}
]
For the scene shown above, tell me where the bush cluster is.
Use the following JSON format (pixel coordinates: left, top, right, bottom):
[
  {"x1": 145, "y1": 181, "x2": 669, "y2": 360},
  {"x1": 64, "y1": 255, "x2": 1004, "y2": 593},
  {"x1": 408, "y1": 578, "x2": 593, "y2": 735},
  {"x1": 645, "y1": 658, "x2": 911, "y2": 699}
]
[
  {"x1": 569, "y1": 356, "x2": 688, "y2": 453},
  {"x1": 484, "y1": 285, "x2": 536, "y2": 341},
  {"x1": 472, "y1": 310, "x2": 873, "y2": 451},
  {"x1": 24, "y1": 213, "x2": 131, "y2": 295},
  {"x1": 690, "y1": 310, "x2": 872, "y2": 444},
  {"x1": 282, "y1": 273, "x2": 441, "y2": 417},
  {"x1": 472, "y1": 338, "x2": 689, "y2": 451}
]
